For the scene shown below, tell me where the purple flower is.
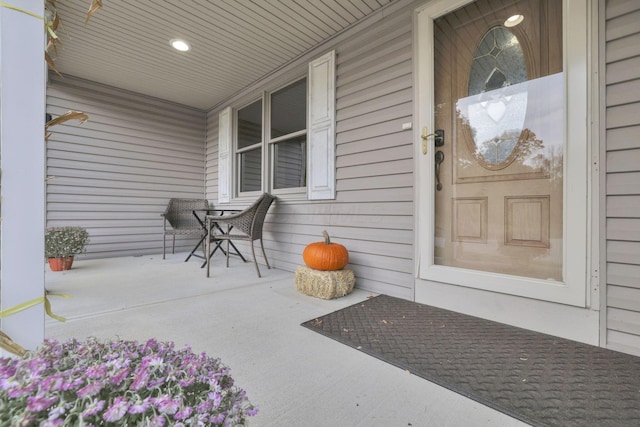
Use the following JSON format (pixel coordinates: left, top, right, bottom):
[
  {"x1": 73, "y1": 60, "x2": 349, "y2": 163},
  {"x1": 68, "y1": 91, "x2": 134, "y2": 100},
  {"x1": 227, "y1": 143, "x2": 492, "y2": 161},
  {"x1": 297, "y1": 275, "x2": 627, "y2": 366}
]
[
  {"x1": 154, "y1": 395, "x2": 180, "y2": 415},
  {"x1": 0, "y1": 338, "x2": 255, "y2": 425},
  {"x1": 85, "y1": 364, "x2": 107, "y2": 379},
  {"x1": 47, "y1": 405, "x2": 66, "y2": 421},
  {"x1": 8, "y1": 385, "x2": 34, "y2": 398},
  {"x1": 82, "y1": 399, "x2": 105, "y2": 417},
  {"x1": 109, "y1": 367, "x2": 129, "y2": 386},
  {"x1": 179, "y1": 377, "x2": 195, "y2": 387},
  {"x1": 27, "y1": 358, "x2": 49, "y2": 375},
  {"x1": 128, "y1": 398, "x2": 151, "y2": 414},
  {"x1": 27, "y1": 394, "x2": 58, "y2": 411},
  {"x1": 0, "y1": 378, "x2": 19, "y2": 391},
  {"x1": 210, "y1": 413, "x2": 226, "y2": 424},
  {"x1": 76, "y1": 381, "x2": 103, "y2": 398},
  {"x1": 64, "y1": 376, "x2": 85, "y2": 391},
  {"x1": 147, "y1": 415, "x2": 166, "y2": 427},
  {"x1": 130, "y1": 367, "x2": 150, "y2": 391},
  {"x1": 174, "y1": 406, "x2": 192, "y2": 420},
  {"x1": 39, "y1": 373, "x2": 67, "y2": 392},
  {"x1": 196, "y1": 400, "x2": 213, "y2": 413},
  {"x1": 103, "y1": 396, "x2": 130, "y2": 422},
  {"x1": 209, "y1": 391, "x2": 223, "y2": 408},
  {"x1": 245, "y1": 405, "x2": 259, "y2": 416}
]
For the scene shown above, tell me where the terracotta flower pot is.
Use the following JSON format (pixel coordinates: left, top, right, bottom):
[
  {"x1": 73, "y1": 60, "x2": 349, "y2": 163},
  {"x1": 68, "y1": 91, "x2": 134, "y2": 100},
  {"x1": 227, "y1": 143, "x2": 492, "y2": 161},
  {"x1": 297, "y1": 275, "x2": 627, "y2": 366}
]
[{"x1": 48, "y1": 256, "x2": 74, "y2": 271}]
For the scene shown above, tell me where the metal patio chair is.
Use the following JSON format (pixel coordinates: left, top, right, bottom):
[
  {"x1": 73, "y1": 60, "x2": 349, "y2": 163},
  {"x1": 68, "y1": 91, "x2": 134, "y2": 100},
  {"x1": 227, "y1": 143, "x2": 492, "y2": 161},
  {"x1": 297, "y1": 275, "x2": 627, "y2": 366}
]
[
  {"x1": 161, "y1": 198, "x2": 209, "y2": 259},
  {"x1": 205, "y1": 193, "x2": 276, "y2": 278}
]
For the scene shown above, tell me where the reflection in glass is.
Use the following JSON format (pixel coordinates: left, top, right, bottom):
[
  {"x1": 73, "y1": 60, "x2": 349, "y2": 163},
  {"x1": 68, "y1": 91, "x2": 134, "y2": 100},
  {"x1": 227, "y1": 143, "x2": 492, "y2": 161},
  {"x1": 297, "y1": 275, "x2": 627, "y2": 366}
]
[
  {"x1": 457, "y1": 73, "x2": 565, "y2": 176},
  {"x1": 238, "y1": 100, "x2": 262, "y2": 150},
  {"x1": 271, "y1": 79, "x2": 306, "y2": 139},
  {"x1": 274, "y1": 136, "x2": 306, "y2": 189},
  {"x1": 239, "y1": 148, "x2": 261, "y2": 192}
]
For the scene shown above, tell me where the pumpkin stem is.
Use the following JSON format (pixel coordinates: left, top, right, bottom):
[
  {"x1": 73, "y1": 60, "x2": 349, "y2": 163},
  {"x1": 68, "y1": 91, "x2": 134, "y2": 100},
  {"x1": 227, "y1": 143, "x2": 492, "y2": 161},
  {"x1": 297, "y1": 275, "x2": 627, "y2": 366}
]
[{"x1": 322, "y1": 230, "x2": 331, "y2": 245}]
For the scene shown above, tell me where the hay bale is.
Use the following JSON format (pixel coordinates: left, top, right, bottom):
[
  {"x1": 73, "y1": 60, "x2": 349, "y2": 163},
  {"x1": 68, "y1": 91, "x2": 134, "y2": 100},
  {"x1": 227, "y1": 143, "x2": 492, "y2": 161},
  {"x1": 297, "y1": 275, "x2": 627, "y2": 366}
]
[{"x1": 294, "y1": 265, "x2": 355, "y2": 299}]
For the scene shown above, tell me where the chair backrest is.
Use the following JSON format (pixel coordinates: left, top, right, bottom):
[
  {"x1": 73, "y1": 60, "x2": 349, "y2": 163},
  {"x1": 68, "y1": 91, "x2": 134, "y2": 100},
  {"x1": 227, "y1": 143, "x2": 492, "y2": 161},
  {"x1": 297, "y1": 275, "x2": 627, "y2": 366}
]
[
  {"x1": 164, "y1": 198, "x2": 209, "y2": 230},
  {"x1": 230, "y1": 193, "x2": 275, "y2": 239},
  {"x1": 250, "y1": 193, "x2": 276, "y2": 239}
]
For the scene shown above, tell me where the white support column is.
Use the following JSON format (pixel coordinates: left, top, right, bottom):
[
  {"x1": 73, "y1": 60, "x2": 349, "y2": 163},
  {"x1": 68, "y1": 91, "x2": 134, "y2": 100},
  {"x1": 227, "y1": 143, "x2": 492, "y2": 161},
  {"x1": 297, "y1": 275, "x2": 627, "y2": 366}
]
[{"x1": 0, "y1": 0, "x2": 46, "y2": 352}]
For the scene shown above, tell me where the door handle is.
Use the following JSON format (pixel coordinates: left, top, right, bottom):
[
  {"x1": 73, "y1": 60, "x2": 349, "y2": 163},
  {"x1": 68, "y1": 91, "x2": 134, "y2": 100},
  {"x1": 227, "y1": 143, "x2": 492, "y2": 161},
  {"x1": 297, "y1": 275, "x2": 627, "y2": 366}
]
[
  {"x1": 421, "y1": 127, "x2": 430, "y2": 155},
  {"x1": 435, "y1": 150, "x2": 444, "y2": 191},
  {"x1": 421, "y1": 128, "x2": 445, "y2": 154}
]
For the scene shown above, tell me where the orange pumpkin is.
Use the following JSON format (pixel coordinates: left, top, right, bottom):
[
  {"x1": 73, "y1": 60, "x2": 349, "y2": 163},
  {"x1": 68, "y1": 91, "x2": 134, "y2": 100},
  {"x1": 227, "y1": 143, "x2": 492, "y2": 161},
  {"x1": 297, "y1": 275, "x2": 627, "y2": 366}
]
[{"x1": 303, "y1": 230, "x2": 349, "y2": 271}]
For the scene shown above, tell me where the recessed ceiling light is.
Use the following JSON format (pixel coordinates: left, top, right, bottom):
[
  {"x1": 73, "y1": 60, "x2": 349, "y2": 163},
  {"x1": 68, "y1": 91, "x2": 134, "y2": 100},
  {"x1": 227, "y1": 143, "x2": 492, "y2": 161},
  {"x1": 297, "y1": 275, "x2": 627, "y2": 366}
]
[
  {"x1": 170, "y1": 39, "x2": 190, "y2": 52},
  {"x1": 504, "y1": 14, "x2": 524, "y2": 27}
]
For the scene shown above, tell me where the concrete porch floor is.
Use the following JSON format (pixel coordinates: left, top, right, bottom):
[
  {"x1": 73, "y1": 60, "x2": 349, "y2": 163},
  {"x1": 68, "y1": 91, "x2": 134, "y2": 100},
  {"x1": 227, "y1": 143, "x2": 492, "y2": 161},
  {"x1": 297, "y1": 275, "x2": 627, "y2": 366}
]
[{"x1": 45, "y1": 254, "x2": 528, "y2": 427}]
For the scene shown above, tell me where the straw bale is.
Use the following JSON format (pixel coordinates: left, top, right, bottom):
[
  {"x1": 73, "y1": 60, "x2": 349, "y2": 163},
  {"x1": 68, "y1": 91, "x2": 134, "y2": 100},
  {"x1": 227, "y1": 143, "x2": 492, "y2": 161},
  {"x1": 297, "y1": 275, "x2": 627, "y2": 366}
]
[{"x1": 294, "y1": 265, "x2": 355, "y2": 299}]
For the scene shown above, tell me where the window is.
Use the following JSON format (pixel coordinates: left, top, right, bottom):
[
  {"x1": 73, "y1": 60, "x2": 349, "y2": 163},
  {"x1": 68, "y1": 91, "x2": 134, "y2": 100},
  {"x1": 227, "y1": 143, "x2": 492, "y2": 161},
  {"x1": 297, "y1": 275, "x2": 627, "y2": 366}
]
[
  {"x1": 270, "y1": 79, "x2": 307, "y2": 190},
  {"x1": 234, "y1": 79, "x2": 307, "y2": 196},
  {"x1": 218, "y1": 50, "x2": 336, "y2": 202}
]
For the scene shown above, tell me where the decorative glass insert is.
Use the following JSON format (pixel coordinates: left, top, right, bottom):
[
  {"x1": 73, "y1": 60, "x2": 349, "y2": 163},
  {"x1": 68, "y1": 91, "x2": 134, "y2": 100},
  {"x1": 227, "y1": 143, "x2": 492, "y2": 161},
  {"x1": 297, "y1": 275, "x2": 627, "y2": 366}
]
[{"x1": 462, "y1": 26, "x2": 528, "y2": 169}]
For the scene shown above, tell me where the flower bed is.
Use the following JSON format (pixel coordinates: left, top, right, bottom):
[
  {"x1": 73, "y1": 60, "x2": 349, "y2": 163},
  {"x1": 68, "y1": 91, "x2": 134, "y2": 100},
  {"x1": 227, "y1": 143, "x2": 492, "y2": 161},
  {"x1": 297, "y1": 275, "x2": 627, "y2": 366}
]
[{"x1": 0, "y1": 337, "x2": 257, "y2": 426}]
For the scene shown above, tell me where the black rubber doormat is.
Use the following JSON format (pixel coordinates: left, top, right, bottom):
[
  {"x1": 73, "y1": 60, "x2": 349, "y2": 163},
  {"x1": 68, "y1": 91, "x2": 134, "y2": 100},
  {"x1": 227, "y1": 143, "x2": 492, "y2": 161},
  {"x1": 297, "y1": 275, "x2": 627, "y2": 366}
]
[{"x1": 302, "y1": 295, "x2": 640, "y2": 427}]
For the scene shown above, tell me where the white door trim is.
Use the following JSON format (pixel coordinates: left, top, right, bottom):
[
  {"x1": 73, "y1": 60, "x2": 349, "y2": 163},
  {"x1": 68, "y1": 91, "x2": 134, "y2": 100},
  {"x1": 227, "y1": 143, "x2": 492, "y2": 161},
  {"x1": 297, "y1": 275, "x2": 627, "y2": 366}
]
[{"x1": 414, "y1": 0, "x2": 592, "y2": 307}]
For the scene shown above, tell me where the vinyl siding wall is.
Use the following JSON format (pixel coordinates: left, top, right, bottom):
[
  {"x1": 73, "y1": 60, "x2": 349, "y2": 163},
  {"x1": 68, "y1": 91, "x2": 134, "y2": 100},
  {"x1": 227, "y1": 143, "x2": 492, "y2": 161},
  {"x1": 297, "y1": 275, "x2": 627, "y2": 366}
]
[
  {"x1": 604, "y1": 0, "x2": 640, "y2": 355},
  {"x1": 46, "y1": 75, "x2": 206, "y2": 259},
  {"x1": 205, "y1": 4, "x2": 415, "y2": 298}
]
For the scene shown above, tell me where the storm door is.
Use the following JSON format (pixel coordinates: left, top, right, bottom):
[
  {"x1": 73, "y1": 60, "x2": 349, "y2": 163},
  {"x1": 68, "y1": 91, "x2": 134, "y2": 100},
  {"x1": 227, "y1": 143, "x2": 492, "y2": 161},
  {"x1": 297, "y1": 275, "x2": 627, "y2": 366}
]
[
  {"x1": 416, "y1": 0, "x2": 591, "y2": 306},
  {"x1": 433, "y1": 0, "x2": 563, "y2": 280}
]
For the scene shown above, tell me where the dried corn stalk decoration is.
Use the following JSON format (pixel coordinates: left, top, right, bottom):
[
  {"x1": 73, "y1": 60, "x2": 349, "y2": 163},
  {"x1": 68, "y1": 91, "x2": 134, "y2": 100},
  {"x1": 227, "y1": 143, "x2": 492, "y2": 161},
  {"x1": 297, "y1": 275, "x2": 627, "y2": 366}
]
[
  {"x1": 45, "y1": 110, "x2": 89, "y2": 140},
  {"x1": 45, "y1": 9, "x2": 61, "y2": 75},
  {"x1": 0, "y1": 331, "x2": 27, "y2": 357},
  {"x1": 45, "y1": 0, "x2": 103, "y2": 75},
  {"x1": 85, "y1": 0, "x2": 102, "y2": 25}
]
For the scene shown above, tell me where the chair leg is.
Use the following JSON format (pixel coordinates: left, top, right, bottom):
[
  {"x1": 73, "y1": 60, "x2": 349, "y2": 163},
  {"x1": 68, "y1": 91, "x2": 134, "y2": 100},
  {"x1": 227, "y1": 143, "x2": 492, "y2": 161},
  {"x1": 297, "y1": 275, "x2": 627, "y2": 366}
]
[
  {"x1": 172, "y1": 235, "x2": 176, "y2": 254},
  {"x1": 251, "y1": 241, "x2": 261, "y2": 278},
  {"x1": 260, "y1": 238, "x2": 271, "y2": 270},
  {"x1": 206, "y1": 228, "x2": 210, "y2": 278},
  {"x1": 163, "y1": 234, "x2": 166, "y2": 260},
  {"x1": 226, "y1": 238, "x2": 230, "y2": 268}
]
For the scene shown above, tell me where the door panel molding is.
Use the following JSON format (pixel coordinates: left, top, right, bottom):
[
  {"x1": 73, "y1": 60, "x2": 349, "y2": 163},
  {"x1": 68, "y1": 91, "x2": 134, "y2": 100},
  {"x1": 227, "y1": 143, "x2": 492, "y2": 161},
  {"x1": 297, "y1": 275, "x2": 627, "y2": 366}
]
[{"x1": 504, "y1": 195, "x2": 550, "y2": 248}]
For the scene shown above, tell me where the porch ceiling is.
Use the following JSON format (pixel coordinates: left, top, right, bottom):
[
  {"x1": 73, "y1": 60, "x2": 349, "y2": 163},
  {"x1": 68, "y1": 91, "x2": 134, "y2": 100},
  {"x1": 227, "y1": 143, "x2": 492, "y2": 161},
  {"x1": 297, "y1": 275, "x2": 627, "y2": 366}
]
[{"x1": 52, "y1": 0, "x2": 398, "y2": 110}]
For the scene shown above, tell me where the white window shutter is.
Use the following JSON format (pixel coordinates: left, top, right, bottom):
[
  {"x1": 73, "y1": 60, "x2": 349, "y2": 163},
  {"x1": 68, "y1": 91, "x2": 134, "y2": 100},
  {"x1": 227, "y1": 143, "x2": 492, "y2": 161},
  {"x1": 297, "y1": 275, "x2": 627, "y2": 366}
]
[
  {"x1": 218, "y1": 107, "x2": 232, "y2": 203},
  {"x1": 307, "y1": 50, "x2": 336, "y2": 200}
]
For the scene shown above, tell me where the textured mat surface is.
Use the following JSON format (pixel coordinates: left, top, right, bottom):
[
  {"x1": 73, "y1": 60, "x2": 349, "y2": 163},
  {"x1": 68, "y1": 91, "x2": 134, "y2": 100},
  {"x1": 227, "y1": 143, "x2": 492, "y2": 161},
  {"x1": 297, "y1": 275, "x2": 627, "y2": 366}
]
[{"x1": 301, "y1": 295, "x2": 640, "y2": 427}]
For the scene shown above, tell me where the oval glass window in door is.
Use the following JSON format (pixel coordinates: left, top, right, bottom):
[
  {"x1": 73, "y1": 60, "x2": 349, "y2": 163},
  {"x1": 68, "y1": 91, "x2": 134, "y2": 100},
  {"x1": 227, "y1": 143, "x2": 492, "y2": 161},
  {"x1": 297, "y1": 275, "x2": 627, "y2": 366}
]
[{"x1": 459, "y1": 26, "x2": 529, "y2": 170}]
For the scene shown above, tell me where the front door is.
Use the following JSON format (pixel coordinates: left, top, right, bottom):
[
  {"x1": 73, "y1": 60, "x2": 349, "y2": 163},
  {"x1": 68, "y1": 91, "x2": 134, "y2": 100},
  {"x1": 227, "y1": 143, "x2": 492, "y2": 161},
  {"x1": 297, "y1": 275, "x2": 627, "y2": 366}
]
[
  {"x1": 433, "y1": 0, "x2": 563, "y2": 281},
  {"x1": 415, "y1": 0, "x2": 592, "y2": 306}
]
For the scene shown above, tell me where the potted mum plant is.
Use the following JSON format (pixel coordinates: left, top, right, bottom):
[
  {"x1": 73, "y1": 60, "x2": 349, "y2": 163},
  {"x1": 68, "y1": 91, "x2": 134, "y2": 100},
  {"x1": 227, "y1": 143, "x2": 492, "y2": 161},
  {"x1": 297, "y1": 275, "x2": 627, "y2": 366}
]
[
  {"x1": 44, "y1": 226, "x2": 89, "y2": 271},
  {"x1": 0, "y1": 337, "x2": 258, "y2": 425}
]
